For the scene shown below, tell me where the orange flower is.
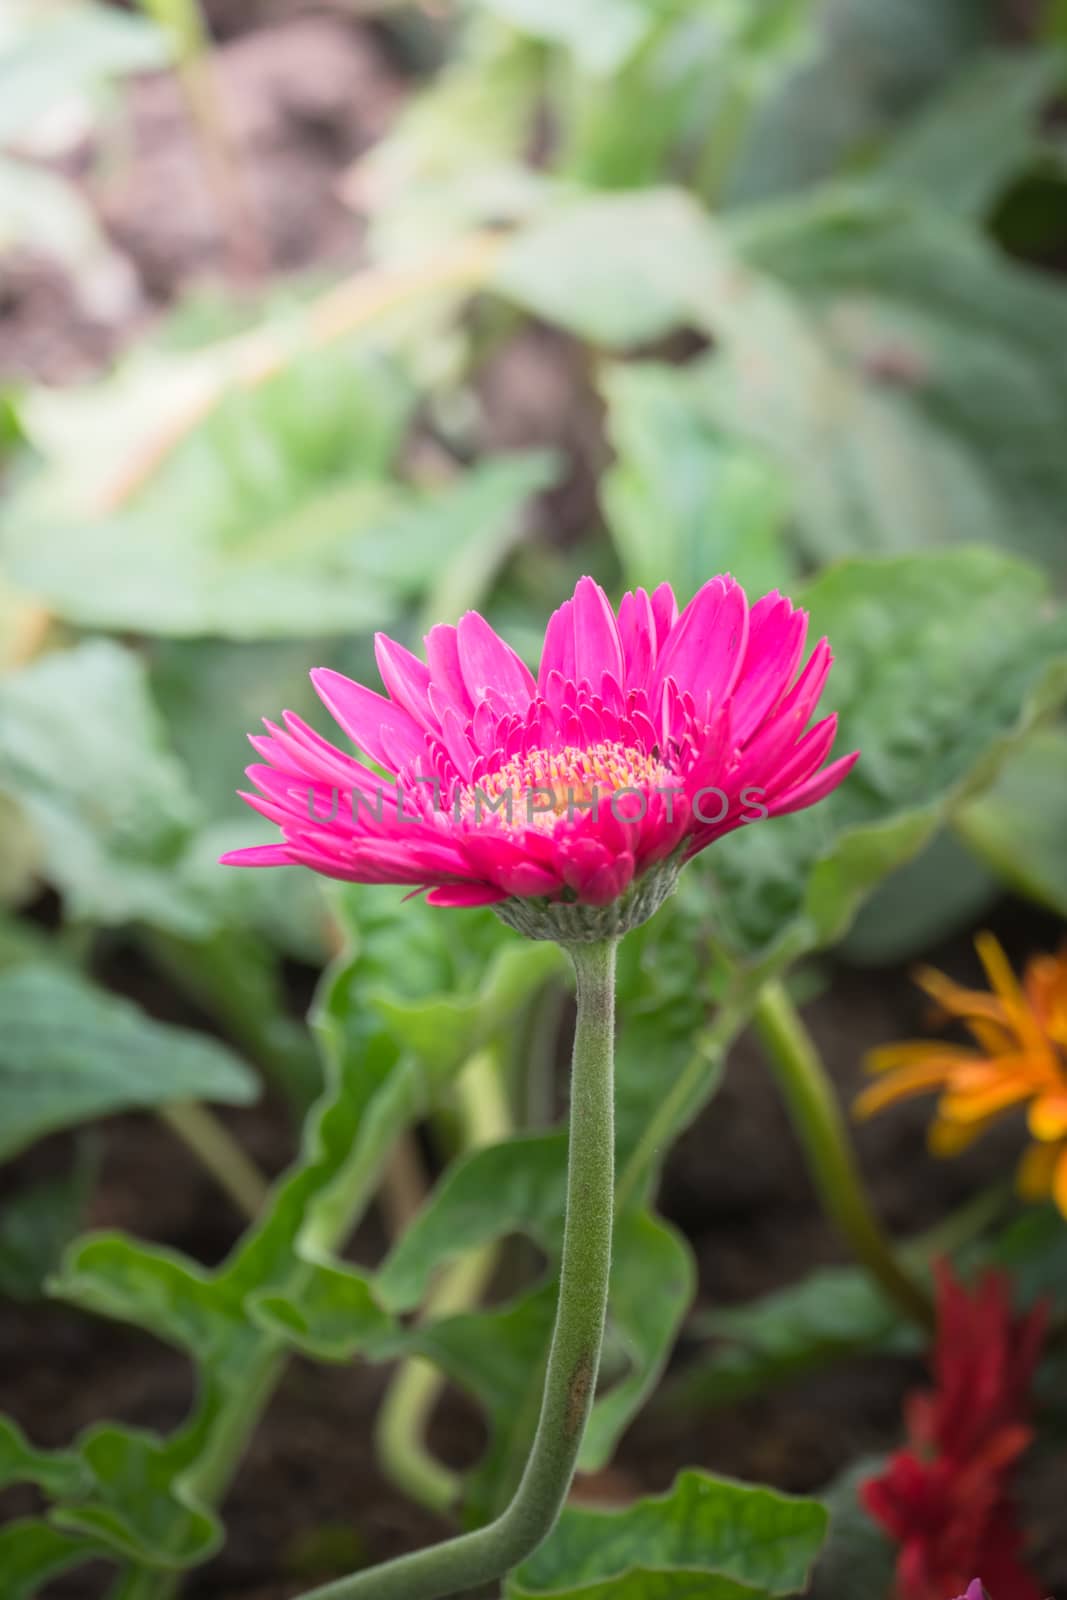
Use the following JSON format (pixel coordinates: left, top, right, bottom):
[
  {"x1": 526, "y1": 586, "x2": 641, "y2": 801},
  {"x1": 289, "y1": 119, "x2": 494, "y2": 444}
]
[{"x1": 855, "y1": 934, "x2": 1067, "y2": 1218}]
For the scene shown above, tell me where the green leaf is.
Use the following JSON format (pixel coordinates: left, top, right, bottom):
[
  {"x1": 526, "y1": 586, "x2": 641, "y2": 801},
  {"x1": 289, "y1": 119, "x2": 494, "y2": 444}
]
[
  {"x1": 387, "y1": 1213, "x2": 693, "y2": 1519},
  {"x1": 840, "y1": 827, "x2": 999, "y2": 966},
  {"x1": 476, "y1": 0, "x2": 662, "y2": 74},
  {"x1": 507, "y1": 1470, "x2": 828, "y2": 1598},
  {"x1": 0, "y1": 964, "x2": 257, "y2": 1162},
  {"x1": 727, "y1": 0, "x2": 996, "y2": 205},
  {"x1": 0, "y1": 1, "x2": 167, "y2": 145},
  {"x1": 47, "y1": 901, "x2": 553, "y2": 1564},
  {"x1": 0, "y1": 1416, "x2": 91, "y2": 1498},
  {"x1": 600, "y1": 362, "x2": 793, "y2": 604},
  {"x1": 51, "y1": 1424, "x2": 220, "y2": 1567},
  {"x1": 0, "y1": 1520, "x2": 105, "y2": 1600},
  {"x1": 377, "y1": 1134, "x2": 567, "y2": 1312},
  {"x1": 375, "y1": 1132, "x2": 693, "y2": 1505},
  {"x1": 955, "y1": 726, "x2": 1067, "y2": 916},
  {"x1": 2, "y1": 331, "x2": 555, "y2": 638},
  {"x1": 721, "y1": 187, "x2": 1067, "y2": 577},
  {"x1": 0, "y1": 1413, "x2": 220, "y2": 1575},
  {"x1": 579, "y1": 1211, "x2": 695, "y2": 1473},
  {"x1": 0, "y1": 641, "x2": 209, "y2": 934},
  {"x1": 809, "y1": 1460, "x2": 894, "y2": 1600},
  {"x1": 873, "y1": 50, "x2": 1061, "y2": 217},
  {"x1": 669, "y1": 1263, "x2": 918, "y2": 1414},
  {"x1": 493, "y1": 189, "x2": 722, "y2": 347},
  {"x1": 705, "y1": 549, "x2": 1067, "y2": 968},
  {"x1": 0, "y1": 1150, "x2": 95, "y2": 1300}
]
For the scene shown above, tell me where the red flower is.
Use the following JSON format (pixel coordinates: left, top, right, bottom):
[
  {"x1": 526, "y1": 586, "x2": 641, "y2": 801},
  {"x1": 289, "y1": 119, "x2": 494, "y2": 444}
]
[{"x1": 861, "y1": 1264, "x2": 1047, "y2": 1600}]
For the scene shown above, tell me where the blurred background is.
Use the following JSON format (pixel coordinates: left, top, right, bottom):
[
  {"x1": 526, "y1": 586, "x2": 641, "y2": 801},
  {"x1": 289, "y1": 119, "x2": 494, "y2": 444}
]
[{"x1": 2, "y1": 1, "x2": 1067, "y2": 1596}]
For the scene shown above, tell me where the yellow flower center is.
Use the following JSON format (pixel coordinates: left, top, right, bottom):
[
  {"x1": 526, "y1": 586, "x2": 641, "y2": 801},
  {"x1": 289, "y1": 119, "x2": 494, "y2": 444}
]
[{"x1": 456, "y1": 741, "x2": 670, "y2": 830}]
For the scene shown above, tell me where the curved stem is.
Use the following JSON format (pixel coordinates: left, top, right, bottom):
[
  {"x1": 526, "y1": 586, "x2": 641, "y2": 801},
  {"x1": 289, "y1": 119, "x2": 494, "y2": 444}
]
[
  {"x1": 753, "y1": 979, "x2": 934, "y2": 1332},
  {"x1": 297, "y1": 939, "x2": 618, "y2": 1600},
  {"x1": 159, "y1": 1102, "x2": 269, "y2": 1220}
]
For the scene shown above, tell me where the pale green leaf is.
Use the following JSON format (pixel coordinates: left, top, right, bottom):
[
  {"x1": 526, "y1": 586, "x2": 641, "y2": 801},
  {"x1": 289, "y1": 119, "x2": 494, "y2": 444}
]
[
  {"x1": 600, "y1": 361, "x2": 792, "y2": 604},
  {"x1": 0, "y1": 964, "x2": 257, "y2": 1162},
  {"x1": 0, "y1": 1, "x2": 167, "y2": 145},
  {"x1": 0, "y1": 641, "x2": 209, "y2": 934},
  {"x1": 493, "y1": 188, "x2": 723, "y2": 347},
  {"x1": 956, "y1": 726, "x2": 1067, "y2": 916}
]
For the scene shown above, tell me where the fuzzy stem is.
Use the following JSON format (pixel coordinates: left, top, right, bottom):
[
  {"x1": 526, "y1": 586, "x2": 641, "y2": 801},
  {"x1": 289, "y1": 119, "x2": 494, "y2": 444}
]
[
  {"x1": 753, "y1": 979, "x2": 934, "y2": 1331},
  {"x1": 296, "y1": 939, "x2": 618, "y2": 1600}
]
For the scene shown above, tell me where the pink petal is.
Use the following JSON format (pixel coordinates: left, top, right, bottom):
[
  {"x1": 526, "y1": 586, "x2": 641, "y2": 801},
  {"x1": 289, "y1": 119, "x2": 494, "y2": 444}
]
[
  {"x1": 426, "y1": 884, "x2": 509, "y2": 908},
  {"x1": 732, "y1": 594, "x2": 808, "y2": 744},
  {"x1": 311, "y1": 668, "x2": 425, "y2": 772},
  {"x1": 650, "y1": 582, "x2": 678, "y2": 648},
  {"x1": 572, "y1": 576, "x2": 624, "y2": 688},
  {"x1": 456, "y1": 611, "x2": 536, "y2": 712},
  {"x1": 375, "y1": 634, "x2": 436, "y2": 731},
  {"x1": 424, "y1": 624, "x2": 473, "y2": 718},
  {"x1": 655, "y1": 575, "x2": 749, "y2": 713},
  {"x1": 220, "y1": 843, "x2": 295, "y2": 867},
  {"x1": 767, "y1": 750, "x2": 859, "y2": 816},
  {"x1": 618, "y1": 588, "x2": 657, "y2": 690},
  {"x1": 538, "y1": 598, "x2": 576, "y2": 690}
]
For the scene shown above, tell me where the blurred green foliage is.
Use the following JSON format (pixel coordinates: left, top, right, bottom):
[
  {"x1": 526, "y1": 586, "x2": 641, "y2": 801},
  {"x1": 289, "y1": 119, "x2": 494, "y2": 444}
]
[{"x1": 2, "y1": 0, "x2": 1067, "y2": 1595}]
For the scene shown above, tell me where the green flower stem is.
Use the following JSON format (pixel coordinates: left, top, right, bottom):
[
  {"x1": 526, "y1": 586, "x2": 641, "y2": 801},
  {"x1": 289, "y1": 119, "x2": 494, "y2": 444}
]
[
  {"x1": 376, "y1": 1048, "x2": 514, "y2": 1516},
  {"x1": 297, "y1": 938, "x2": 618, "y2": 1600},
  {"x1": 159, "y1": 1102, "x2": 269, "y2": 1221},
  {"x1": 753, "y1": 979, "x2": 934, "y2": 1332}
]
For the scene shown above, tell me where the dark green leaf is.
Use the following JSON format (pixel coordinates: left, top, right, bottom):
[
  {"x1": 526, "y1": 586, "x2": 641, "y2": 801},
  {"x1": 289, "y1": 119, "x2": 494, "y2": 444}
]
[
  {"x1": 809, "y1": 1460, "x2": 894, "y2": 1600},
  {"x1": 507, "y1": 1470, "x2": 828, "y2": 1598},
  {"x1": 0, "y1": 1150, "x2": 95, "y2": 1300},
  {"x1": 670, "y1": 1264, "x2": 918, "y2": 1414},
  {"x1": 0, "y1": 1416, "x2": 90, "y2": 1498},
  {"x1": 840, "y1": 828, "x2": 999, "y2": 966},
  {"x1": 873, "y1": 50, "x2": 1060, "y2": 217},
  {"x1": 0, "y1": 1520, "x2": 106, "y2": 1600}
]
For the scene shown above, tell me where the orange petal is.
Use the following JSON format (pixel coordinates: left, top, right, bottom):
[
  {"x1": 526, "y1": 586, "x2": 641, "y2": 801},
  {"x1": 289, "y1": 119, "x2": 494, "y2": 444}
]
[
  {"x1": 1053, "y1": 1147, "x2": 1067, "y2": 1221},
  {"x1": 940, "y1": 1075, "x2": 1034, "y2": 1122},
  {"x1": 963, "y1": 1018, "x2": 1019, "y2": 1056},
  {"x1": 976, "y1": 931, "x2": 1054, "y2": 1062},
  {"x1": 950, "y1": 1055, "x2": 1044, "y2": 1093},
  {"x1": 1028, "y1": 1094, "x2": 1067, "y2": 1142},
  {"x1": 1017, "y1": 1141, "x2": 1061, "y2": 1202},
  {"x1": 863, "y1": 1042, "x2": 978, "y2": 1077},
  {"x1": 914, "y1": 963, "x2": 1006, "y2": 1023},
  {"x1": 853, "y1": 1063, "x2": 955, "y2": 1119}
]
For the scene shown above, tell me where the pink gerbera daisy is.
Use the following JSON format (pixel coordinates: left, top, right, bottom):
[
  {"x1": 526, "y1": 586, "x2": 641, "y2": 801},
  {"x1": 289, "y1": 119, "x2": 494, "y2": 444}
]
[{"x1": 222, "y1": 575, "x2": 857, "y2": 940}]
